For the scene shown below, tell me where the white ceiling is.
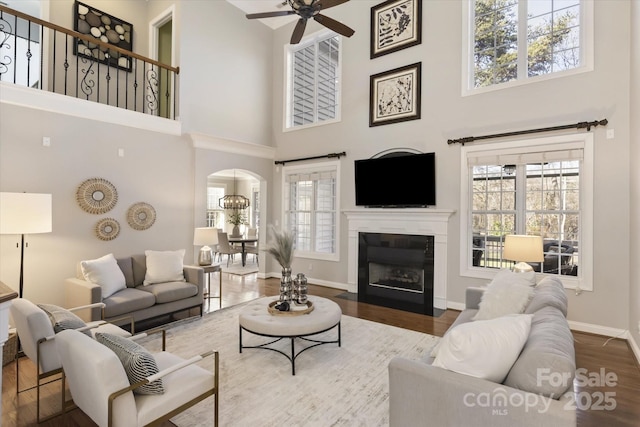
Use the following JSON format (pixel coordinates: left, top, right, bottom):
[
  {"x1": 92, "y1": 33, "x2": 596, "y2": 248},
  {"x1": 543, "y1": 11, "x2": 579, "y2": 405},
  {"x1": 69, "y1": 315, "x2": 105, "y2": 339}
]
[{"x1": 226, "y1": 0, "x2": 298, "y2": 30}]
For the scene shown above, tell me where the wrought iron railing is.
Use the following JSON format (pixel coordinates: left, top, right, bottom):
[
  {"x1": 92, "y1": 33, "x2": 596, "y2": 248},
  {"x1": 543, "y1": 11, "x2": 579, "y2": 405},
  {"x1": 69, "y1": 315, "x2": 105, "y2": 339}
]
[{"x1": 0, "y1": 5, "x2": 179, "y2": 119}]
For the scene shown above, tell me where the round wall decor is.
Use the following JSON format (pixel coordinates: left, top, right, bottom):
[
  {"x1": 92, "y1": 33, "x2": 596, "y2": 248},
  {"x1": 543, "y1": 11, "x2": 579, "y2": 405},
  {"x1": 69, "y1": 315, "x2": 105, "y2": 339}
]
[
  {"x1": 127, "y1": 202, "x2": 156, "y2": 230},
  {"x1": 77, "y1": 178, "x2": 118, "y2": 214},
  {"x1": 95, "y1": 218, "x2": 120, "y2": 241}
]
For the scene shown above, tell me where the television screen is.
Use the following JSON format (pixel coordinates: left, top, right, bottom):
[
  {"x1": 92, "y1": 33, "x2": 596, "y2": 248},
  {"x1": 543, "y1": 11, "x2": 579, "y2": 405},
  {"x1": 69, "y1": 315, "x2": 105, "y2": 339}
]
[{"x1": 354, "y1": 152, "x2": 436, "y2": 207}]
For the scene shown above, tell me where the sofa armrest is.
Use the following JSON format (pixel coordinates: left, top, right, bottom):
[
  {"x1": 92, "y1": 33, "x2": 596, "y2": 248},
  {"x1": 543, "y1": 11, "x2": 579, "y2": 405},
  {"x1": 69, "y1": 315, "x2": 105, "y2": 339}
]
[
  {"x1": 64, "y1": 278, "x2": 102, "y2": 322},
  {"x1": 183, "y1": 265, "x2": 205, "y2": 297},
  {"x1": 465, "y1": 287, "x2": 486, "y2": 310},
  {"x1": 389, "y1": 357, "x2": 575, "y2": 427}
]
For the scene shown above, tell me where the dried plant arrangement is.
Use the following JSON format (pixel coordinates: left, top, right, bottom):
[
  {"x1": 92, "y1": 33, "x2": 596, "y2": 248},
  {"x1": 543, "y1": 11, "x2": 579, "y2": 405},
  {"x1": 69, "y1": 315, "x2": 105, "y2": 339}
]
[{"x1": 265, "y1": 225, "x2": 295, "y2": 268}]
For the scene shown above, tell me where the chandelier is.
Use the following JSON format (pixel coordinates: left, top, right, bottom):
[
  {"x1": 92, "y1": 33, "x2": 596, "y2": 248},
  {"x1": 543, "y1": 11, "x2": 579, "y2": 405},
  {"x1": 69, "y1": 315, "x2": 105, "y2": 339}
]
[{"x1": 219, "y1": 170, "x2": 250, "y2": 210}]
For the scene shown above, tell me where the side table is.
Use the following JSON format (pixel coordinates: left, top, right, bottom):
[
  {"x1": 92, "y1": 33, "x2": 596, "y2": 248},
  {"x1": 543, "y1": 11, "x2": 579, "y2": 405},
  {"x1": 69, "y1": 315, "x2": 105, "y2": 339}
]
[{"x1": 196, "y1": 264, "x2": 222, "y2": 303}]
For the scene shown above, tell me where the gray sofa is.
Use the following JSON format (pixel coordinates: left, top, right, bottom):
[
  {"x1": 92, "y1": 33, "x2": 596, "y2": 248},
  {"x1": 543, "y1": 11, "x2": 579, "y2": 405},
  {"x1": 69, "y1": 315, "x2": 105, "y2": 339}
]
[
  {"x1": 389, "y1": 276, "x2": 576, "y2": 426},
  {"x1": 65, "y1": 254, "x2": 204, "y2": 328}
]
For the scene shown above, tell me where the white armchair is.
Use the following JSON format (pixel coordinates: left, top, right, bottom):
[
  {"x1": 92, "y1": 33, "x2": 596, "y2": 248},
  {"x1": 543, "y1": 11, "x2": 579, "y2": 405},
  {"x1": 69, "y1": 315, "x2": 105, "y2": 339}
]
[
  {"x1": 10, "y1": 298, "x2": 133, "y2": 422},
  {"x1": 55, "y1": 328, "x2": 219, "y2": 427}
]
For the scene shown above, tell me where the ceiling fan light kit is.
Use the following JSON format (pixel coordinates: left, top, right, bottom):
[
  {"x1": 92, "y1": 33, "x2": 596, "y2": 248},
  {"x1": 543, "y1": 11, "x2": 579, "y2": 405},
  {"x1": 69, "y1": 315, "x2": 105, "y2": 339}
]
[{"x1": 246, "y1": 0, "x2": 354, "y2": 45}]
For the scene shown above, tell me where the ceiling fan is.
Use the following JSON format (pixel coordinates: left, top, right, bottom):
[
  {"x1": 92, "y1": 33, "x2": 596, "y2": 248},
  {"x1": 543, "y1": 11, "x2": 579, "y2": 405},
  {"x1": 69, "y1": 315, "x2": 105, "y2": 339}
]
[{"x1": 246, "y1": 0, "x2": 355, "y2": 45}]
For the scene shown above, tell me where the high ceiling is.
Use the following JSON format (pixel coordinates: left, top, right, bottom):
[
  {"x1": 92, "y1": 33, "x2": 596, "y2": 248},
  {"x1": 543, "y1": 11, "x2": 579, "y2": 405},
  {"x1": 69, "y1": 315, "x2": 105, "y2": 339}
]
[{"x1": 226, "y1": 0, "x2": 298, "y2": 29}]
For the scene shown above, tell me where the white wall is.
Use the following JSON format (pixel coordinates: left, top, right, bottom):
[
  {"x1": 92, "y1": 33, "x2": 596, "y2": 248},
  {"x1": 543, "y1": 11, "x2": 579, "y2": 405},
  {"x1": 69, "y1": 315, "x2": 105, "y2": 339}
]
[
  {"x1": 629, "y1": 1, "x2": 640, "y2": 351},
  {"x1": 269, "y1": 1, "x2": 633, "y2": 331},
  {"x1": 0, "y1": 0, "x2": 276, "y2": 305}
]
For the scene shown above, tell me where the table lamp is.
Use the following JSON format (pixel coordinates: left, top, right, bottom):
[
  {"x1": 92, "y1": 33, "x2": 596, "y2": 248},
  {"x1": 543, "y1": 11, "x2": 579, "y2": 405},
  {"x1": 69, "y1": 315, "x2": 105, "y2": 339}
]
[
  {"x1": 503, "y1": 234, "x2": 544, "y2": 273},
  {"x1": 194, "y1": 227, "x2": 218, "y2": 266},
  {"x1": 0, "y1": 192, "x2": 52, "y2": 298}
]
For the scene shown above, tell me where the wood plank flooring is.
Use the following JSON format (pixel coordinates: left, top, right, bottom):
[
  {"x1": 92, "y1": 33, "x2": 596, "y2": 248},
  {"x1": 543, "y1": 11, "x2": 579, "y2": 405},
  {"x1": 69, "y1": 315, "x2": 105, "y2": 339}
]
[{"x1": 3, "y1": 273, "x2": 639, "y2": 426}]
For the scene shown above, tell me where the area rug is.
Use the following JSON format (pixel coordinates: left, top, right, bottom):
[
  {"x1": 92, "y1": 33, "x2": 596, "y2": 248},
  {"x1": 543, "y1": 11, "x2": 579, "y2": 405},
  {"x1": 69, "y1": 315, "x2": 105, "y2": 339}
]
[
  {"x1": 222, "y1": 259, "x2": 259, "y2": 275},
  {"x1": 138, "y1": 298, "x2": 440, "y2": 427}
]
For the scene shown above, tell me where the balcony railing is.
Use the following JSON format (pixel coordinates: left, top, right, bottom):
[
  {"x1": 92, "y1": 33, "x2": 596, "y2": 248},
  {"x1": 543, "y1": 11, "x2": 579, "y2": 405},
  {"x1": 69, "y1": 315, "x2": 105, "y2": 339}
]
[{"x1": 0, "y1": 5, "x2": 179, "y2": 120}]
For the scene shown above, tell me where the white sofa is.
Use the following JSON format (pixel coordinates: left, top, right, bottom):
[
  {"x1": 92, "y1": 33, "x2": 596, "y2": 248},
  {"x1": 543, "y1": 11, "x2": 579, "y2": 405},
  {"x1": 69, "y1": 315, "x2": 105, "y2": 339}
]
[{"x1": 389, "y1": 276, "x2": 576, "y2": 426}]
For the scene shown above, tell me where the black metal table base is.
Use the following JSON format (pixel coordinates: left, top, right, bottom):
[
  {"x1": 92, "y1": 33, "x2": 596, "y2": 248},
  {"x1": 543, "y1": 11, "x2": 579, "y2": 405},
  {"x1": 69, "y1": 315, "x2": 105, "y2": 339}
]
[{"x1": 239, "y1": 322, "x2": 341, "y2": 375}]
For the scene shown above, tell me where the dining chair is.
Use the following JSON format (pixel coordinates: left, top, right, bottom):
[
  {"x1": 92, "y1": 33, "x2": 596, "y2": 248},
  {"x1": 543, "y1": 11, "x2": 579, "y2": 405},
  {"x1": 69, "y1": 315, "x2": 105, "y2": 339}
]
[
  {"x1": 10, "y1": 298, "x2": 134, "y2": 422},
  {"x1": 217, "y1": 232, "x2": 242, "y2": 266}
]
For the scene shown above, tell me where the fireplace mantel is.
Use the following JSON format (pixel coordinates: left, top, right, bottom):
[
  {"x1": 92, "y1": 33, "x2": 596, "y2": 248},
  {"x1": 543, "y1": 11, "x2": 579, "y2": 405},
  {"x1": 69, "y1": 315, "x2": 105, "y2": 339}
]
[{"x1": 343, "y1": 208, "x2": 455, "y2": 310}]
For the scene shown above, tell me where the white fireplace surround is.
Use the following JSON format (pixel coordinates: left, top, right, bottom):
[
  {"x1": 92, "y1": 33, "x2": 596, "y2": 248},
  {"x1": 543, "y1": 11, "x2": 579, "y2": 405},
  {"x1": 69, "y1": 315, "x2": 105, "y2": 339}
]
[{"x1": 343, "y1": 208, "x2": 455, "y2": 310}]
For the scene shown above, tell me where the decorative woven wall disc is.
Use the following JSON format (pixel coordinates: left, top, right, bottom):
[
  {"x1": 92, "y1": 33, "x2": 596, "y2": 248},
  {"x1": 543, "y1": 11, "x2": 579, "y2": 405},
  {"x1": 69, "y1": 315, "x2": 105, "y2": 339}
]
[
  {"x1": 127, "y1": 202, "x2": 156, "y2": 230},
  {"x1": 77, "y1": 178, "x2": 118, "y2": 214},
  {"x1": 95, "y1": 218, "x2": 120, "y2": 241}
]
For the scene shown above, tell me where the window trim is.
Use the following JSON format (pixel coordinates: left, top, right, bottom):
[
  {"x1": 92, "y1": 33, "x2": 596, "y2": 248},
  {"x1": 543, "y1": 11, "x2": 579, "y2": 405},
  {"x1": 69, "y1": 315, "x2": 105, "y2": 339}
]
[
  {"x1": 283, "y1": 29, "x2": 343, "y2": 132},
  {"x1": 459, "y1": 133, "x2": 594, "y2": 291},
  {"x1": 461, "y1": 0, "x2": 594, "y2": 96},
  {"x1": 281, "y1": 160, "x2": 341, "y2": 262}
]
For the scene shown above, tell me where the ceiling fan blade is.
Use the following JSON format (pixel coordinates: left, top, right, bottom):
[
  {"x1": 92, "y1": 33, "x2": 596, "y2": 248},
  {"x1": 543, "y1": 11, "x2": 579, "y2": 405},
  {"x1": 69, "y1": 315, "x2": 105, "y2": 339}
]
[
  {"x1": 316, "y1": 0, "x2": 350, "y2": 11},
  {"x1": 246, "y1": 10, "x2": 296, "y2": 20},
  {"x1": 313, "y1": 13, "x2": 355, "y2": 38},
  {"x1": 290, "y1": 18, "x2": 308, "y2": 44}
]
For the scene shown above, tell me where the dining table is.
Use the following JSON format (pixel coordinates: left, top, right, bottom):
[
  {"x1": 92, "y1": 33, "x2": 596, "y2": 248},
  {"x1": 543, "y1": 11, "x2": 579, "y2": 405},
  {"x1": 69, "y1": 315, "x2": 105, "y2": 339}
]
[{"x1": 228, "y1": 236, "x2": 258, "y2": 267}]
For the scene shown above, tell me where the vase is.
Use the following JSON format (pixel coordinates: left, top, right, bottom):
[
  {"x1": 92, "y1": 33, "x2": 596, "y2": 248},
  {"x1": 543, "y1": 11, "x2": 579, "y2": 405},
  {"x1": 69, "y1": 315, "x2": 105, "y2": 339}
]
[
  {"x1": 279, "y1": 267, "x2": 293, "y2": 303},
  {"x1": 293, "y1": 273, "x2": 308, "y2": 305},
  {"x1": 231, "y1": 224, "x2": 241, "y2": 238}
]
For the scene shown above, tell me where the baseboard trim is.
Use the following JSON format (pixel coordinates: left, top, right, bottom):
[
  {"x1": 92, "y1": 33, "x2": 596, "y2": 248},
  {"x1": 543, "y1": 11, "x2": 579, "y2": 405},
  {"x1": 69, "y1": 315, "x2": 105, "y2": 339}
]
[
  {"x1": 568, "y1": 320, "x2": 627, "y2": 338},
  {"x1": 626, "y1": 332, "x2": 640, "y2": 366},
  {"x1": 446, "y1": 301, "x2": 466, "y2": 311}
]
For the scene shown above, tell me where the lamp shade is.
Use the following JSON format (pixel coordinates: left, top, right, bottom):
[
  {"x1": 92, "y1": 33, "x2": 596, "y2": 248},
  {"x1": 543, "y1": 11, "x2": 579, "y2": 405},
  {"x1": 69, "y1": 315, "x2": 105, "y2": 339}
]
[
  {"x1": 0, "y1": 192, "x2": 52, "y2": 234},
  {"x1": 194, "y1": 227, "x2": 219, "y2": 246},
  {"x1": 503, "y1": 235, "x2": 544, "y2": 262}
]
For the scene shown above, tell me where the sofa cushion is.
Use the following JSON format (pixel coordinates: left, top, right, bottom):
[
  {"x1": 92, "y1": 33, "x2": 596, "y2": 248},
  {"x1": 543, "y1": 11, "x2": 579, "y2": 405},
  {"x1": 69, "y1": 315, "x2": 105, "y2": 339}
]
[
  {"x1": 504, "y1": 306, "x2": 576, "y2": 398},
  {"x1": 432, "y1": 314, "x2": 533, "y2": 383},
  {"x1": 80, "y1": 253, "x2": 127, "y2": 298},
  {"x1": 95, "y1": 332, "x2": 164, "y2": 395},
  {"x1": 473, "y1": 276, "x2": 534, "y2": 321},
  {"x1": 116, "y1": 257, "x2": 136, "y2": 288},
  {"x1": 143, "y1": 249, "x2": 186, "y2": 286},
  {"x1": 138, "y1": 281, "x2": 198, "y2": 304},
  {"x1": 525, "y1": 276, "x2": 568, "y2": 316},
  {"x1": 102, "y1": 288, "x2": 156, "y2": 318},
  {"x1": 37, "y1": 303, "x2": 87, "y2": 334}
]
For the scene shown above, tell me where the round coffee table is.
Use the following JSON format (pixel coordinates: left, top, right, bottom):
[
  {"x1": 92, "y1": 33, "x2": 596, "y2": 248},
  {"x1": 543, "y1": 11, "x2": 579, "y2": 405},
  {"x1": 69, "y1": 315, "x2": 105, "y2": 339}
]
[{"x1": 239, "y1": 296, "x2": 342, "y2": 375}]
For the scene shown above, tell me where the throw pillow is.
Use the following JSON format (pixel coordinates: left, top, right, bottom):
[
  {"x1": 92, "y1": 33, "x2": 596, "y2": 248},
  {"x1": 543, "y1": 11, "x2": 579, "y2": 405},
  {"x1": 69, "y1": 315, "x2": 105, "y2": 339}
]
[
  {"x1": 473, "y1": 272, "x2": 535, "y2": 321},
  {"x1": 143, "y1": 249, "x2": 186, "y2": 286},
  {"x1": 37, "y1": 303, "x2": 87, "y2": 334},
  {"x1": 95, "y1": 332, "x2": 165, "y2": 395},
  {"x1": 432, "y1": 314, "x2": 533, "y2": 383},
  {"x1": 492, "y1": 268, "x2": 537, "y2": 287},
  {"x1": 80, "y1": 253, "x2": 127, "y2": 299}
]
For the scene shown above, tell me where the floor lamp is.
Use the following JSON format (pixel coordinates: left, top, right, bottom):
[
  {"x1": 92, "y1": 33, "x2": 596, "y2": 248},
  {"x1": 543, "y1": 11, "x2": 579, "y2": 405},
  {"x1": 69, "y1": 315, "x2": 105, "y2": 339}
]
[{"x1": 0, "y1": 192, "x2": 52, "y2": 298}]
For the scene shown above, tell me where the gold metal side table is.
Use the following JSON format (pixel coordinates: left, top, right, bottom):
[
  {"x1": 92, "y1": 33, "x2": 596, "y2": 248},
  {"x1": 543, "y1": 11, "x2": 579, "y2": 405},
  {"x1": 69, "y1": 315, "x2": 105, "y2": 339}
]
[{"x1": 198, "y1": 263, "x2": 222, "y2": 303}]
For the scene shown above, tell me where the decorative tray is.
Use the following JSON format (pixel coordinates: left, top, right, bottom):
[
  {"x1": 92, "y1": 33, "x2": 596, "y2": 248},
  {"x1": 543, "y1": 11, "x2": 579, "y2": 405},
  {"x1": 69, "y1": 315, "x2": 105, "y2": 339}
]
[{"x1": 268, "y1": 300, "x2": 314, "y2": 316}]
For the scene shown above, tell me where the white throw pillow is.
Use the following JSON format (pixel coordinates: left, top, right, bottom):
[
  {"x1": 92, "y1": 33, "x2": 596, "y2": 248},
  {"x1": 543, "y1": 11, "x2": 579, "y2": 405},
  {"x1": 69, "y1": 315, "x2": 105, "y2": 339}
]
[
  {"x1": 432, "y1": 314, "x2": 533, "y2": 383},
  {"x1": 492, "y1": 268, "x2": 536, "y2": 287},
  {"x1": 143, "y1": 249, "x2": 185, "y2": 286},
  {"x1": 473, "y1": 272, "x2": 535, "y2": 321},
  {"x1": 81, "y1": 253, "x2": 127, "y2": 299}
]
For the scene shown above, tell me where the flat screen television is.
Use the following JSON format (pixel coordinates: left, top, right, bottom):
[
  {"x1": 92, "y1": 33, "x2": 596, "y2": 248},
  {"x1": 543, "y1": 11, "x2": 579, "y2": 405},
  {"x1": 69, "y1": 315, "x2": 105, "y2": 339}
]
[{"x1": 354, "y1": 152, "x2": 436, "y2": 207}]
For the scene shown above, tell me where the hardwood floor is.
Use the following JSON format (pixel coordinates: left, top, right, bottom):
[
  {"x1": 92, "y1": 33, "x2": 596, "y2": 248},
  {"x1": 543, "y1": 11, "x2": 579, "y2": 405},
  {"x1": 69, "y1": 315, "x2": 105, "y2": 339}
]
[{"x1": 3, "y1": 273, "x2": 639, "y2": 426}]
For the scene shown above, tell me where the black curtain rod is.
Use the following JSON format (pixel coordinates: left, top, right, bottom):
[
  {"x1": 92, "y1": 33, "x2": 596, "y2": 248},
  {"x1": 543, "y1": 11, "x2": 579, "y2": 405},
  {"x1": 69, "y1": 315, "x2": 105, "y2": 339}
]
[
  {"x1": 274, "y1": 152, "x2": 346, "y2": 166},
  {"x1": 447, "y1": 119, "x2": 608, "y2": 146}
]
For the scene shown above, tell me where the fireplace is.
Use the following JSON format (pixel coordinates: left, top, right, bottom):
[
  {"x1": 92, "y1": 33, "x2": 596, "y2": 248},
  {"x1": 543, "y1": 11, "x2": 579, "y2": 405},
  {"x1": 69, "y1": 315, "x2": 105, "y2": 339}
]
[
  {"x1": 358, "y1": 233, "x2": 434, "y2": 315},
  {"x1": 343, "y1": 208, "x2": 454, "y2": 312}
]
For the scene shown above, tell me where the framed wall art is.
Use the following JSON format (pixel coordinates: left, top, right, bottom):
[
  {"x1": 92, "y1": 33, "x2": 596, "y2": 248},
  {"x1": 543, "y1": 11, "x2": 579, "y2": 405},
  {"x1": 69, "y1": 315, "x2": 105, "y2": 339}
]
[
  {"x1": 369, "y1": 62, "x2": 421, "y2": 127},
  {"x1": 74, "y1": 1, "x2": 133, "y2": 72},
  {"x1": 371, "y1": 0, "x2": 422, "y2": 59}
]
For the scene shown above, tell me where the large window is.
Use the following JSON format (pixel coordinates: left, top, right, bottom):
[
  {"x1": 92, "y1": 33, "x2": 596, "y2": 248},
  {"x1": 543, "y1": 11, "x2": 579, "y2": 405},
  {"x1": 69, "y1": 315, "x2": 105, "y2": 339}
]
[
  {"x1": 283, "y1": 161, "x2": 340, "y2": 261},
  {"x1": 460, "y1": 134, "x2": 594, "y2": 291},
  {"x1": 206, "y1": 185, "x2": 225, "y2": 229},
  {"x1": 464, "y1": 0, "x2": 593, "y2": 93},
  {"x1": 285, "y1": 31, "x2": 342, "y2": 130}
]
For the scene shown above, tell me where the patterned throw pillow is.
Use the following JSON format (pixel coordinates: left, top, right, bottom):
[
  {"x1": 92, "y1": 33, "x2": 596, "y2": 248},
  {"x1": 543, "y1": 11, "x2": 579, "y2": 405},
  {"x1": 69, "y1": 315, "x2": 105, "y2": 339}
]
[
  {"x1": 37, "y1": 303, "x2": 87, "y2": 334},
  {"x1": 95, "y1": 332, "x2": 165, "y2": 395}
]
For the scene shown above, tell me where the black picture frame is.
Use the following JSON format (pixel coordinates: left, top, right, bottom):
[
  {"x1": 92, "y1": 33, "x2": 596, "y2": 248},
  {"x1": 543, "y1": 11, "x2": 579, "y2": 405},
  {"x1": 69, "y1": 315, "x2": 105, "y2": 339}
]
[
  {"x1": 370, "y1": 0, "x2": 422, "y2": 59},
  {"x1": 73, "y1": 1, "x2": 133, "y2": 72},
  {"x1": 369, "y1": 62, "x2": 421, "y2": 127}
]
